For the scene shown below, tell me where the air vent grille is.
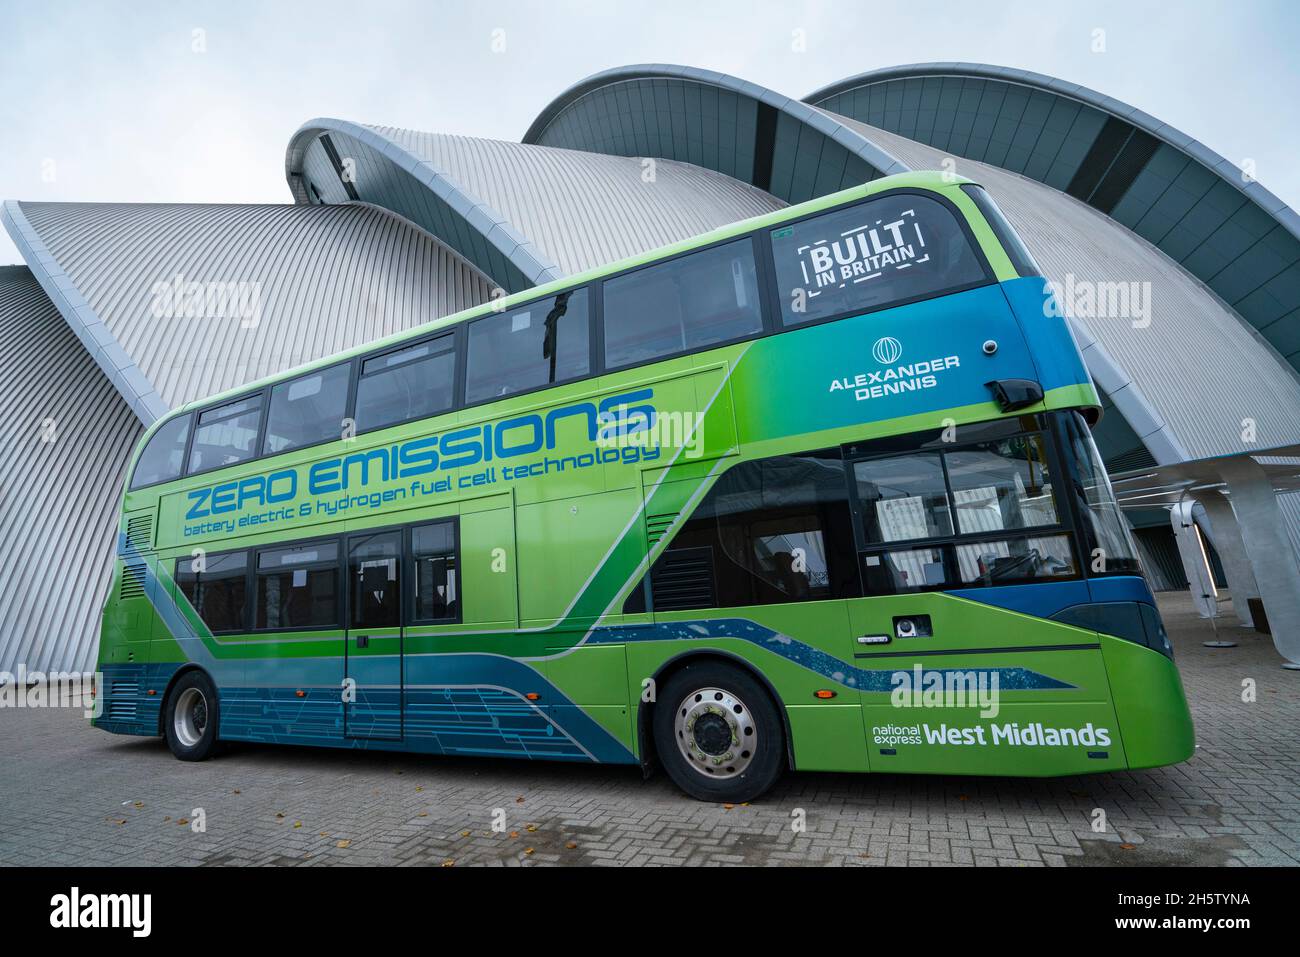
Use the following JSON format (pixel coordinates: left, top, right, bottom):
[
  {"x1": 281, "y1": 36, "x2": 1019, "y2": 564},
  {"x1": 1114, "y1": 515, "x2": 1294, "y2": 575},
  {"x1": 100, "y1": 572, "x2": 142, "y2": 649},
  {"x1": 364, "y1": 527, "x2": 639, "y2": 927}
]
[
  {"x1": 646, "y1": 512, "x2": 679, "y2": 546},
  {"x1": 650, "y1": 547, "x2": 716, "y2": 611},
  {"x1": 119, "y1": 563, "x2": 147, "y2": 600},
  {"x1": 125, "y1": 513, "x2": 153, "y2": 551}
]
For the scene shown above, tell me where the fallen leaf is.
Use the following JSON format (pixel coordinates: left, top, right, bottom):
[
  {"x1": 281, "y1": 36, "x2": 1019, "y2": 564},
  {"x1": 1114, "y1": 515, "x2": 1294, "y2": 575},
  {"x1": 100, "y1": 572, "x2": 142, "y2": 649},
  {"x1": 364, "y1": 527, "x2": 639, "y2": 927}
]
[
  {"x1": 417, "y1": 812, "x2": 428, "y2": 818},
  {"x1": 509, "y1": 831, "x2": 519, "y2": 838},
  {"x1": 293, "y1": 821, "x2": 302, "y2": 829},
  {"x1": 336, "y1": 840, "x2": 352, "y2": 849},
  {"x1": 442, "y1": 859, "x2": 455, "y2": 868},
  {"x1": 176, "y1": 818, "x2": 188, "y2": 826},
  {"x1": 525, "y1": 824, "x2": 537, "y2": 832},
  {"x1": 133, "y1": 801, "x2": 144, "y2": 809},
  {"x1": 110, "y1": 818, "x2": 127, "y2": 825},
  {"x1": 232, "y1": 789, "x2": 241, "y2": 795},
  {"x1": 524, "y1": 847, "x2": 534, "y2": 855},
  {"x1": 723, "y1": 803, "x2": 734, "y2": 810},
  {"x1": 275, "y1": 812, "x2": 285, "y2": 819},
  {"x1": 319, "y1": 832, "x2": 329, "y2": 837},
  {"x1": 565, "y1": 841, "x2": 577, "y2": 850},
  {"x1": 415, "y1": 786, "x2": 424, "y2": 792},
  {"x1": 1120, "y1": 843, "x2": 1136, "y2": 850},
  {"x1": 515, "y1": 796, "x2": 524, "y2": 803},
  {"x1": 460, "y1": 830, "x2": 471, "y2": 837}
]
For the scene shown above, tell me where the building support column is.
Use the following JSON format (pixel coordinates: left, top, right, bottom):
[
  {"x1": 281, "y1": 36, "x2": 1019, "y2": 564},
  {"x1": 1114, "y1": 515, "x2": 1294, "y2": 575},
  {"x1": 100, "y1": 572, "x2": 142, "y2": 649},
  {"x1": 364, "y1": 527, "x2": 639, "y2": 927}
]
[
  {"x1": 1194, "y1": 488, "x2": 1260, "y2": 628},
  {"x1": 1216, "y1": 457, "x2": 1300, "y2": 666},
  {"x1": 1169, "y1": 500, "x2": 1218, "y2": 620}
]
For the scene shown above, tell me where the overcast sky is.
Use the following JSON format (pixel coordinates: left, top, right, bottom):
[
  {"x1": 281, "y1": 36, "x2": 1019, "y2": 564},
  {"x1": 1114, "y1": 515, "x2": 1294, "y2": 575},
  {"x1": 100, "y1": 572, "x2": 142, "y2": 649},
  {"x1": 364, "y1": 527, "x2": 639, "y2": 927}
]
[{"x1": 2, "y1": 0, "x2": 1297, "y2": 265}]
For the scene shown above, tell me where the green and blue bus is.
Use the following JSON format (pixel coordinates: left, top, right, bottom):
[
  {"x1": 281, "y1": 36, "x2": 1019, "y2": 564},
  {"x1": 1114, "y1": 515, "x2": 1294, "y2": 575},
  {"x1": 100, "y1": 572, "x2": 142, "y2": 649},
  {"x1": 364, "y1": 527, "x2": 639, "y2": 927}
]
[{"x1": 95, "y1": 171, "x2": 1194, "y2": 802}]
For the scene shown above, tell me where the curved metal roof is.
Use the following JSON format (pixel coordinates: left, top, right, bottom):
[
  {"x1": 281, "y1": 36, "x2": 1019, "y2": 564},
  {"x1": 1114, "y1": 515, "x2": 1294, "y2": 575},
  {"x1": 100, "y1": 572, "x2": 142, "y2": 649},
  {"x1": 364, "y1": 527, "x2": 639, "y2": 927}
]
[
  {"x1": 3, "y1": 200, "x2": 495, "y2": 420},
  {"x1": 523, "y1": 63, "x2": 909, "y2": 205},
  {"x1": 0, "y1": 266, "x2": 141, "y2": 676},
  {"x1": 288, "y1": 118, "x2": 562, "y2": 293},
  {"x1": 805, "y1": 63, "x2": 1300, "y2": 373},
  {"x1": 357, "y1": 127, "x2": 784, "y2": 276},
  {"x1": 288, "y1": 119, "x2": 787, "y2": 281}
]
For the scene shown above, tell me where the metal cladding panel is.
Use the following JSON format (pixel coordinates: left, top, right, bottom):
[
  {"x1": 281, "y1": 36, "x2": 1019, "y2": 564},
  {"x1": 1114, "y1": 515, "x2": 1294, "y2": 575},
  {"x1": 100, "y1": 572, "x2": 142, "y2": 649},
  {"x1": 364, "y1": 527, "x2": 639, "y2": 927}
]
[
  {"x1": 806, "y1": 64, "x2": 1300, "y2": 378},
  {"x1": 363, "y1": 127, "x2": 785, "y2": 276},
  {"x1": 0, "y1": 267, "x2": 141, "y2": 675},
  {"x1": 1281, "y1": 491, "x2": 1300, "y2": 559},
  {"x1": 840, "y1": 117, "x2": 1300, "y2": 462},
  {"x1": 13, "y1": 202, "x2": 495, "y2": 413},
  {"x1": 523, "y1": 66, "x2": 908, "y2": 210}
]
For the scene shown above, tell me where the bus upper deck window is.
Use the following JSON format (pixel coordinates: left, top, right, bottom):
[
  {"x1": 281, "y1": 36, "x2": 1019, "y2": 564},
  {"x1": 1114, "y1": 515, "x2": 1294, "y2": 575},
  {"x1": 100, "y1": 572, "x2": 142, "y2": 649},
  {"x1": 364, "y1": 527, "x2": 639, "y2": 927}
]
[
  {"x1": 465, "y1": 290, "x2": 590, "y2": 405},
  {"x1": 959, "y1": 184, "x2": 1042, "y2": 278},
  {"x1": 355, "y1": 333, "x2": 456, "y2": 434},
  {"x1": 262, "y1": 363, "x2": 350, "y2": 455},
  {"x1": 770, "y1": 193, "x2": 987, "y2": 327},
  {"x1": 603, "y1": 239, "x2": 762, "y2": 369},
  {"x1": 188, "y1": 395, "x2": 262, "y2": 474},
  {"x1": 129, "y1": 412, "x2": 191, "y2": 489}
]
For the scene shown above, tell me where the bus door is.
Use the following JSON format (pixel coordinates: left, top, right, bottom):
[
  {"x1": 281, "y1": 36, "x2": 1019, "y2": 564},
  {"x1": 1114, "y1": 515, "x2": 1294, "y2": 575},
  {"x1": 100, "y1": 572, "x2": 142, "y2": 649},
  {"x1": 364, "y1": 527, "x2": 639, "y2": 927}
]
[
  {"x1": 345, "y1": 530, "x2": 404, "y2": 740},
  {"x1": 842, "y1": 427, "x2": 1124, "y2": 776}
]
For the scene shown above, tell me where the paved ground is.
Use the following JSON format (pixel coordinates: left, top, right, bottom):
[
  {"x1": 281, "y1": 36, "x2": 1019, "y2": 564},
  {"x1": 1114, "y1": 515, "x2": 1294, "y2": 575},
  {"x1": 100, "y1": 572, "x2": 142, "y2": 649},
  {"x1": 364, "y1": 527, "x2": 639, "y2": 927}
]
[{"x1": 1, "y1": 591, "x2": 1296, "y2": 867}]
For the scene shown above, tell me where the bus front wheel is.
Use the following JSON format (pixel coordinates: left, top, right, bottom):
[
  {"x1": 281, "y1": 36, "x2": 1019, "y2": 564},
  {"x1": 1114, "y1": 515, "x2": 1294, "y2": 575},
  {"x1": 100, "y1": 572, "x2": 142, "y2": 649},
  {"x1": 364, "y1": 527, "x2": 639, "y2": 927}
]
[
  {"x1": 163, "y1": 670, "x2": 220, "y2": 761},
  {"x1": 653, "y1": 661, "x2": 785, "y2": 803}
]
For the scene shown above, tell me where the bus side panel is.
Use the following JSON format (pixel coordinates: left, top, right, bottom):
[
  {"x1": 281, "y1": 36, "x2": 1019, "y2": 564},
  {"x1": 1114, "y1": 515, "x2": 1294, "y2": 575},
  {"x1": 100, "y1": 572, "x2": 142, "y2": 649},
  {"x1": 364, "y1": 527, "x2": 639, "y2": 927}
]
[
  {"x1": 851, "y1": 592, "x2": 1128, "y2": 776},
  {"x1": 546, "y1": 643, "x2": 634, "y2": 756},
  {"x1": 627, "y1": 602, "x2": 872, "y2": 773},
  {"x1": 96, "y1": 560, "x2": 172, "y2": 736},
  {"x1": 525, "y1": 487, "x2": 641, "y2": 754},
  {"x1": 1099, "y1": 635, "x2": 1196, "y2": 770},
  {"x1": 785, "y1": 705, "x2": 873, "y2": 772},
  {"x1": 222, "y1": 632, "x2": 345, "y2": 746}
]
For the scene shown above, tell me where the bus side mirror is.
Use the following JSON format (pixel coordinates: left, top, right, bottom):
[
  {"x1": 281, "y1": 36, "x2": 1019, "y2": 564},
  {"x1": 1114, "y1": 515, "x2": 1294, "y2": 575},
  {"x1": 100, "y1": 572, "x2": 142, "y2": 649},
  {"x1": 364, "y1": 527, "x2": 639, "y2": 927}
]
[{"x1": 985, "y1": 378, "x2": 1044, "y2": 413}]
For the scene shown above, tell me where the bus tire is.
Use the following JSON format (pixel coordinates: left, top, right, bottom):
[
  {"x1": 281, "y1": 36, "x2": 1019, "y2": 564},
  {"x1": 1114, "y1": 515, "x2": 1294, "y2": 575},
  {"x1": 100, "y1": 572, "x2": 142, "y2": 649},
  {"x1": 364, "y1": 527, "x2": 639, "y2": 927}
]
[
  {"x1": 163, "y1": 670, "x2": 220, "y2": 761},
  {"x1": 653, "y1": 661, "x2": 785, "y2": 803}
]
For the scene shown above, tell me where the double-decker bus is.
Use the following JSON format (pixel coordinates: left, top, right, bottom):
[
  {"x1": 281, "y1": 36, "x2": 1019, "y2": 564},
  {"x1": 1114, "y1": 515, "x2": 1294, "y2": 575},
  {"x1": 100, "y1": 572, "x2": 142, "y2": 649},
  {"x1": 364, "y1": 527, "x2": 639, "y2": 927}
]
[{"x1": 95, "y1": 171, "x2": 1194, "y2": 802}]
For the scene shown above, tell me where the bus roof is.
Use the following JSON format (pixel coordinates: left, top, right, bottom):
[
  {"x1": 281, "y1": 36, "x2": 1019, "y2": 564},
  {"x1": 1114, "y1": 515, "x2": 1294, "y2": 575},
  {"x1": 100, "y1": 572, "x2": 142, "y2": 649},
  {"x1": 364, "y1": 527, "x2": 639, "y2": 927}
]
[{"x1": 175, "y1": 169, "x2": 976, "y2": 417}]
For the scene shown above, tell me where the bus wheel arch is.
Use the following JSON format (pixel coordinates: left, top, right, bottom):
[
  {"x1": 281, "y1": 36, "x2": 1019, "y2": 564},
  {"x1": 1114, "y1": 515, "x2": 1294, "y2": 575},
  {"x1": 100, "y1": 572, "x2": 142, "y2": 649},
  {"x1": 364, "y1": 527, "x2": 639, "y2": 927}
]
[
  {"x1": 156, "y1": 664, "x2": 210, "y2": 735},
  {"x1": 159, "y1": 665, "x2": 221, "y2": 760},
  {"x1": 639, "y1": 650, "x2": 795, "y2": 787}
]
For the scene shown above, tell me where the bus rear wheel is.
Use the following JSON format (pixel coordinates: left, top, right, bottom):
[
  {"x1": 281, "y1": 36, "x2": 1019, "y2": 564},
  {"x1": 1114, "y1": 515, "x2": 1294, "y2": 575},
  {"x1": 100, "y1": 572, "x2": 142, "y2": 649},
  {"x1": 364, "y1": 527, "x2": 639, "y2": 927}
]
[
  {"x1": 164, "y1": 671, "x2": 220, "y2": 761},
  {"x1": 653, "y1": 661, "x2": 785, "y2": 803}
]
